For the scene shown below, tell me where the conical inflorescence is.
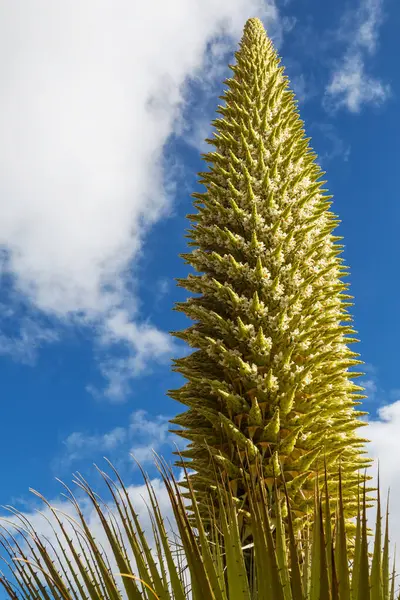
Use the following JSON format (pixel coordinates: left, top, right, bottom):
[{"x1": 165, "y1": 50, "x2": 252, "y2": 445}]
[{"x1": 169, "y1": 18, "x2": 371, "y2": 532}]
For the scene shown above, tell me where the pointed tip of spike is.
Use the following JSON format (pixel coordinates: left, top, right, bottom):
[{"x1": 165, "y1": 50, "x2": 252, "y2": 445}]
[{"x1": 243, "y1": 17, "x2": 265, "y2": 34}]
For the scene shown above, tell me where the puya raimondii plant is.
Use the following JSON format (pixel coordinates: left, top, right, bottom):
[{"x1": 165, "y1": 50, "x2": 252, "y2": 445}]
[{"x1": 169, "y1": 17, "x2": 371, "y2": 535}]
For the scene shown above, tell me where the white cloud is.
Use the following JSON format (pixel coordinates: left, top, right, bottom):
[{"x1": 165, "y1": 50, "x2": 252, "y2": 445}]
[
  {"x1": 325, "y1": 0, "x2": 389, "y2": 112},
  {"x1": 0, "y1": 0, "x2": 280, "y2": 396},
  {"x1": 368, "y1": 401, "x2": 400, "y2": 478},
  {"x1": 326, "y1": 54, "x2": 389, "y2": 113},
  {"x1": 60, "y1": 409, "x2": 181, "y2": 468},
  {"x1": 367, "y1": 399, "x2": 400, "y2": 571}
]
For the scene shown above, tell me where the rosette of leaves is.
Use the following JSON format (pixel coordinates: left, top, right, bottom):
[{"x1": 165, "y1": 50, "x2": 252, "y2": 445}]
[
  {"x1": 0, "y1": 459, "x2": 395, "y2": 600},
  {"x1": 169, "y1": 17, "x2": 371, "y2": 531}
]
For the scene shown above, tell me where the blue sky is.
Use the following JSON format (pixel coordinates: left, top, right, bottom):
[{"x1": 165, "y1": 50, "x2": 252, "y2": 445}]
[{"x1": 0, "y1": 0, "x2": 400, "y2": 555}]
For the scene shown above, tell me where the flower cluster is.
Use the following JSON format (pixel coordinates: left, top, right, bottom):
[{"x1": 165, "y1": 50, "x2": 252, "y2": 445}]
[{"x1": 170, "y1": 18, "x2": 369, "y2": 529}]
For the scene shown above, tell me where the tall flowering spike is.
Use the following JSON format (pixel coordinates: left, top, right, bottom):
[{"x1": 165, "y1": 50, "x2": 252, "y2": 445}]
[{"x1": 169, "y1": 18, "x2": 371, "y2": 528}]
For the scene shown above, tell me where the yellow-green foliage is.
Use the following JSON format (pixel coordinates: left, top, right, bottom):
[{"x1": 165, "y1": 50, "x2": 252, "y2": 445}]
[
  {"x1": 0, "y1": 459, "x2": 395, "y2": 600},
  {"x1": 170, "y1": 17, "x2": 371, "y2": 530}
]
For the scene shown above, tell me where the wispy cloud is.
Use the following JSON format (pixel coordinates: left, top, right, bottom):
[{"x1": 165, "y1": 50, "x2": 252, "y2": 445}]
[
  {"x1": 325, "y1": 0, "x2": 390, "y2": 112},
  {"x1": 0, "y1": 280, "x2": 59, "y2": 363},
  {"x1": 362, "y1": 377, "x2": 378, "y2": 400},
  {"x1": 310, "y1": 123, "x2": 351, "y2": 163},
  {"x1": 129, "y1": 411, "x2": 172, "y2": 464},
  {"x1": 59, "y1": 410, "x2": 182, "y2": 469},
  {"x1": 0, "y1": 1, "x2": 281, "y2": 398},
  {"x1": 63, "y1": 427, "x2": 128, "y2": 463},
  {"x1": 356, "y1": 362, "x2": 382, "y2": 406},
  {"x1": 290, "y1": 74, "x2": 315, "y2": 105},
  {"x1": 0, "y1": 314, "x2": 58, "y2": 364},
  {"x1": 90, "y1": 315, "x2": 178, "y2": 401}
]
